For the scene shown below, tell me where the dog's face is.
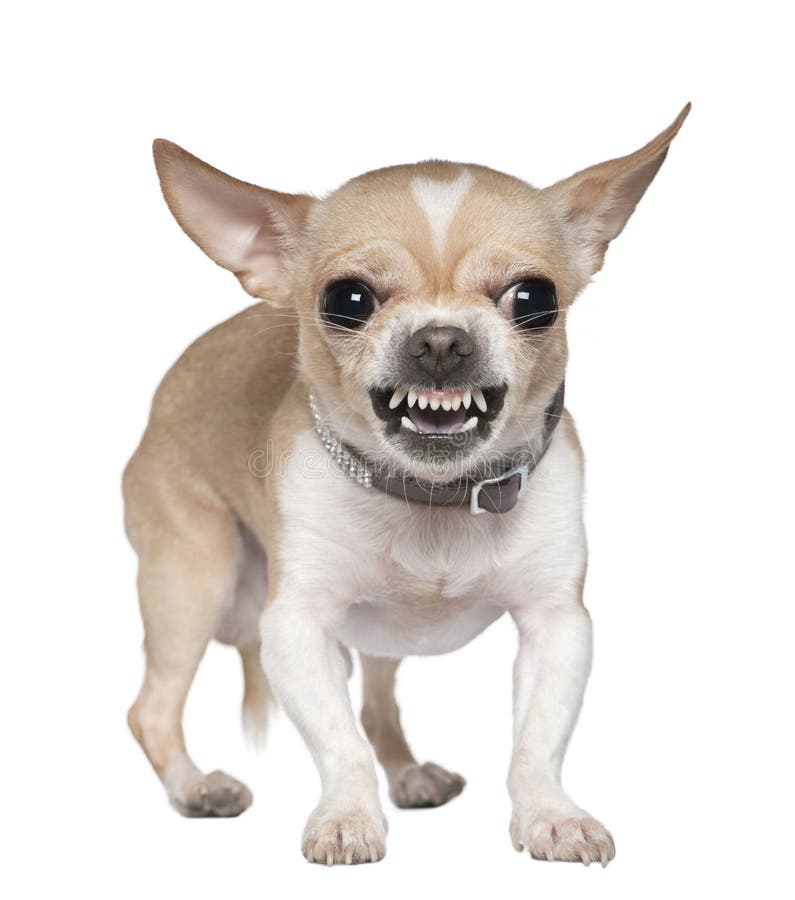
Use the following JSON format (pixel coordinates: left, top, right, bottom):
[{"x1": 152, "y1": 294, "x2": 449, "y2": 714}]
[
  {"x1": 154, "y1": 105, "x2": 688, "y2": 479},
  {"x1": 292, "y1": 164, "x2": 574, "y2": 478}
]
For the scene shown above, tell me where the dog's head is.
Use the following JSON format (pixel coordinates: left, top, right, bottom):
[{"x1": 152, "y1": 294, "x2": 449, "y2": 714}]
[{"x1": 154, "y1": 106, "x2": 688, "y2": 481}]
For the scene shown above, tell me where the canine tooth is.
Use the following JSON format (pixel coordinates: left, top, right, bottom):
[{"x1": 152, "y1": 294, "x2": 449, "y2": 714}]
[
  {"x1": 441, "y1": 397, "x2": 452, "y2": 411},
  {"x1": 451, "y1": 396, "x2": 461, "y2": 411},
  {"x1": 472, "y1": 387, "x2": 487, "y2": 413},
  {"x1": 401, "y1": 415, "x2": 418, "y2": 433},
  {"x1": 407, "y1": 389, "x2": 418, "y2": 408},
  {"x1": 418, "y1": 394, "x2": 429, "y2": 410},
  {"x1": 459, "y1": 416, "x2": 479, "y2": 433},
  {"x1": 429, "y1": 397, "x2": 441, "y2": 410},
  {"x1": 389, "y1": 386, "x2": 408, "y2": 409}
]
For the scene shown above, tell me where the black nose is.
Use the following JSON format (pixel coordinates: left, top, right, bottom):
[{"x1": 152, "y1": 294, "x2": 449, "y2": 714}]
[{"x1": 406, "y1": 325, "x2": 475, "y2": 380}]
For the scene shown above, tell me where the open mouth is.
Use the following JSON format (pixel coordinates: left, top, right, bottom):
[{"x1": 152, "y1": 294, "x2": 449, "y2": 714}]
[{"x1": 369, "y1": 383, "x2": 507, "y2": 441}]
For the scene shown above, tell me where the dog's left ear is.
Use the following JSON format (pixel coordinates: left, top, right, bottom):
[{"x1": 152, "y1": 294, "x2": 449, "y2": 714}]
[{"x1": 545, "y1": 103, "x2": 690, "y2": 277}]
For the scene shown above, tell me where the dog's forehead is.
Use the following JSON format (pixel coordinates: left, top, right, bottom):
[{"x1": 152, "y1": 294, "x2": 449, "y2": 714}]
[
  {"x1": 312, "y1": 161, "x2": 559, "y2": 277},
  {"x1": 408, "y1": 166, "x2": 475, "y2": 259}
]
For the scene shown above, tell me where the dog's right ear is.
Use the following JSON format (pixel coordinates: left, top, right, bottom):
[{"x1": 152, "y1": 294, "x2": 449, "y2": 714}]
[{"x1": 153, "y1": 140, "x2": 316, "y2": 303}]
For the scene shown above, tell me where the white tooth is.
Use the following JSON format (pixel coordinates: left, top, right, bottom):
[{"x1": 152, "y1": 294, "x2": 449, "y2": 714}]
[
  {"x1": 451, "y1": 396, "x2": 461, "y2": 411},
  {"x1": 418, "y1": 394, "x2": 429, "y2": 410},
  {"x1": 441, "y1": 397, "x2": 452, "y2": 411},
  {"x1": 463, "y1": 389, "x2": 472, "y2": 409},
  {"x1": 430, "y1": 398, "x2": 441, "y2": 410},
  {"x1": 407, "y1": 389, "x2": 417, "y2": 408},
  {"x1": 389, "y1": 386, "x2": 408, "y2": 409},
  {"x1": 401, "y1": 415, "x2": 418, "y2": 433},
  {"x1": 458, "y1": 416, "x2": 479, "y2": 433},
  {"x1": 472, "y1": 387, "x2": 487, "y2": 413}
]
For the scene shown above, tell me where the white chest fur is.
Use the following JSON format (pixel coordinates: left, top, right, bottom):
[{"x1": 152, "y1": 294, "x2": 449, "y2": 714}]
[
  {"x1": 335, "y1": 565, "x2": 506, "y2": 658},
  {"x1": 273, "y1": 426, "x2": 586, "y2": 658}
]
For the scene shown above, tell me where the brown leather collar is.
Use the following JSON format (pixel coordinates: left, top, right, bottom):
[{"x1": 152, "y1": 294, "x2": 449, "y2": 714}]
[{"x1": 310, "y1": 383, "x2": 565, "y2": 515}]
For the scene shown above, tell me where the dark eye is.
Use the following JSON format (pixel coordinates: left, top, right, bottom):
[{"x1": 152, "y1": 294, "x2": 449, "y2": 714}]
[
  {"x1": 322, "y1": 280, "x2": 376, "y2": 329},
  {"x1": 501, "y1": 279, "x2": 557, "y2": 330}
]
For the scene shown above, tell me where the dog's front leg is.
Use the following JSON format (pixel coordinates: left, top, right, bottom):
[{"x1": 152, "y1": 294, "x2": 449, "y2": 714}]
[
  {"x1": 260, "y1": 598, "x2": 386, "y2": 865},
  {"x1": 507, "y1": 600, "x2": 615, "y2": 866}
]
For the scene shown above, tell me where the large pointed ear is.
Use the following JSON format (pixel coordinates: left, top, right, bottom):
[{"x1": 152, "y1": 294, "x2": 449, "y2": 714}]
[
  {"x1": 152, "y1": 140, "x2": 316, "y2": 302},
  {"x1": 545, "y1": 103, "x2": 690, "y2": 277}
]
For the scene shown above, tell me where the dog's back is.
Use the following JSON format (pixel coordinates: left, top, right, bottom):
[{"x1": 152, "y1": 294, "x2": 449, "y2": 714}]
[{"x1": 123, "y1": 301, "x2": 297, "y2": 548}]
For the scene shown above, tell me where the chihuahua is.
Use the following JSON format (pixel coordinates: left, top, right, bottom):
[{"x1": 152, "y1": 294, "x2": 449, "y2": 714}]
[{"x1": 124, "y1": 105, "x2": 689, "y2": 866}]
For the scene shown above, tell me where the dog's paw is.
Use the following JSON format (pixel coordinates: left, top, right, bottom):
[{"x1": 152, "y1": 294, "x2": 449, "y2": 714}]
[
  {"x1": 171, "y1": 770, "x2": 253, "y2": 818},
  {"x1": 302, "y1": 803, "x2": 388, "y2": 865},
  {"x1": 510, "y1": 813, "x2": 615, "y2": 866},
  {"x1": 390, "y1": 761, "x2": 465, "y2": 809}
]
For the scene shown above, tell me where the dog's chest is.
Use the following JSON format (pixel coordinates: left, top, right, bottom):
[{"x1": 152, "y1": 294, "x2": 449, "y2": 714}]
[
  {"x1": 332, "y1": 529, "x2": 506, "y2": 657},
  {"x1": 277, "y1": 428, "x2": 583, "y2": 658}
]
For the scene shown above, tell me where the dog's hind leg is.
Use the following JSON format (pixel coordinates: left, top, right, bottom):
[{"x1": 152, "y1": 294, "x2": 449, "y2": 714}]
[
  {"x1": 360, "y1": 655, "x2": 465, "y2": 808},
  {"x1": 126, "y1": 484, "x2": 253, "y2": 818}
]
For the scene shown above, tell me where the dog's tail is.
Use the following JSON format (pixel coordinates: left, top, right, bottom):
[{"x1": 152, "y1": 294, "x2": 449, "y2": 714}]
[{"x1": 239, "y1": 643, "x2": 274, "y2": 750}]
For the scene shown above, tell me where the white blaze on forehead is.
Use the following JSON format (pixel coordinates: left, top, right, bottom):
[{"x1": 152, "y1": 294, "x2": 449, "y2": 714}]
[{"x1": 410, "y1": 169, "x2": 475, "y2": 259}]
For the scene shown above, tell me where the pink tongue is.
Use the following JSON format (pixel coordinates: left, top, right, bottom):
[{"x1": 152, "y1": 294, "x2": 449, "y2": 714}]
[{"x1": 407, "y1": 404, "x2": 467, "y2": 434}]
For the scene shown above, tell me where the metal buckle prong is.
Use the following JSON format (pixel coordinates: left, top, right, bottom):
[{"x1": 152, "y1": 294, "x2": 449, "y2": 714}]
[{"x1": 470, "y1": 464, "x2": 530, "y2": 515}]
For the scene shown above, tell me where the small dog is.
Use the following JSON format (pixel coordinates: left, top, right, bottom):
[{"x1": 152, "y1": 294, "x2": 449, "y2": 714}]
[{"x1": 124, "y1": 105, "x2": 689, "y2": 866}]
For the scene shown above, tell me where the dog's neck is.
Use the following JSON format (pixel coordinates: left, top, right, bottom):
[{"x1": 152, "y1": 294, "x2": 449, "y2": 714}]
[{"x1": 308, "y1": 383, "x2": 565, "y2": 514}]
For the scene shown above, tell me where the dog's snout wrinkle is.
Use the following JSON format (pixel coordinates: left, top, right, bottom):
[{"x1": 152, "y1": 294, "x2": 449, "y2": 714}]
[{"x1": 406, "y1": 325, "x2": 474, "y2": 380}]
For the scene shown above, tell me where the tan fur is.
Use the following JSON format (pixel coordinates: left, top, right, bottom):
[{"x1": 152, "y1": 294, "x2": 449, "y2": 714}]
[{"x1": 124, "y1": 105, "x2": 689, "y2": 850}]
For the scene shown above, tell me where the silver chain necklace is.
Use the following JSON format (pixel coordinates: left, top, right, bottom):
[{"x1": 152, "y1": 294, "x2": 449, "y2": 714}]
[{"x1": 308, "y1": 394, "x2": 373, "y2": 488}]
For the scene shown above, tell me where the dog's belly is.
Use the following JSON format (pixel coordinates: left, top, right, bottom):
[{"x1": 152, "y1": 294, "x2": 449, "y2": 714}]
[
  {"x1": 215, "y1": 523, "x2": 269, "y2": 647},
  {"x1": 333, "y1": 587, "x2": 504, "y2": 658}
]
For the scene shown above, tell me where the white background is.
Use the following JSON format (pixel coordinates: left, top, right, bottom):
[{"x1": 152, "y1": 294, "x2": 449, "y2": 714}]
[{"x1": 3, "y1": 2, "x2": 793, "y2": 897}]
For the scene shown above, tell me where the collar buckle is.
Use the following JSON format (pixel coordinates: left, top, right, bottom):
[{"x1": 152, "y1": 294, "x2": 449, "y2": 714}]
[{"x1": 470, "y1": 463, "x2": 530, "y2": 515}]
